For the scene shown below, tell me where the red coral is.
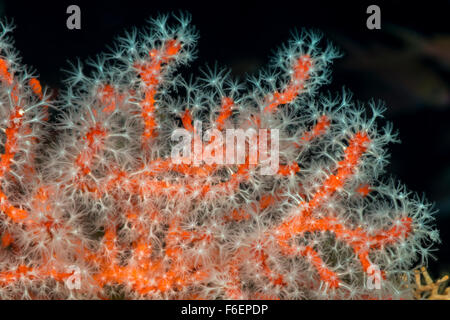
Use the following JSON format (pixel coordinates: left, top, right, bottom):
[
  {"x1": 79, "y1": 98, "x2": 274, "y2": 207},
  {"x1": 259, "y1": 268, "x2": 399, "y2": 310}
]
[{"x1": 0, "y1": 15, "x2": 439, "y2": 299}]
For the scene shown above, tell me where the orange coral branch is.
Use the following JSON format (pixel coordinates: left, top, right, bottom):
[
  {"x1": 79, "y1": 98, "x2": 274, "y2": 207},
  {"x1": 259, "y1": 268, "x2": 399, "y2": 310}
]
[
  {"x1": 264, "y1": 54, "x2": 312, "y2": 113},
  {"x1": 135, "y1": 39, "x2": 182, "y2": 142}
]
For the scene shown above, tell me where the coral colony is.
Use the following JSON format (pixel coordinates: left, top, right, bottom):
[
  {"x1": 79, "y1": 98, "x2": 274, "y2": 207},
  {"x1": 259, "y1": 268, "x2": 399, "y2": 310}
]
[{"x1": 0, "y1": 14, "x2": 439, "y2": 299}]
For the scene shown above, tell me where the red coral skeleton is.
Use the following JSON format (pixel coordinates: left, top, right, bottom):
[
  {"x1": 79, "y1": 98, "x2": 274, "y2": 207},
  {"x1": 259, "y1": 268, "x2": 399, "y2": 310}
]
[{"x1": 0, "y1": 14, "x2": 439, "y2": 299}]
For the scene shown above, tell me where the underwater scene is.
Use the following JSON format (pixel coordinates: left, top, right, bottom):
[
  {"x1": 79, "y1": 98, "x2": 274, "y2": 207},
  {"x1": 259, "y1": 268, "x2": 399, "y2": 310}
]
[{"x1": 0, "y1": 0, "x2": 448, "y2": 301}]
